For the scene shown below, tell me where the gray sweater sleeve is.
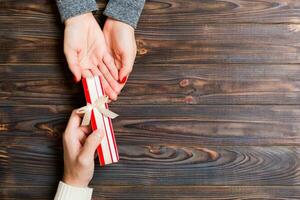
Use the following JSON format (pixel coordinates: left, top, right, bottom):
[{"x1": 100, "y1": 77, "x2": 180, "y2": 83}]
[
  {"x1": 56, "y1": 0, "x2": 145, "y2": 29},
  {"x1": 103, "y1": 0, "x2": 145, "y2": 29},
  {"x1": 56, "y1": 0, "x2": 98, "y2": 22}
]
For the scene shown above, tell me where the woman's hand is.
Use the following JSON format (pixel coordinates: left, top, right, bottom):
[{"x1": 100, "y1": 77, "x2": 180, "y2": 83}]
[
  {"x1": 64, "y1": 13, "x2": 121, "y2": 100},
  {"x1": 103, "y1": 18, "x2": 137, "y2": 87},
  {"x1": 62, "y1": 109, "x2": 104, "y2": 187}
]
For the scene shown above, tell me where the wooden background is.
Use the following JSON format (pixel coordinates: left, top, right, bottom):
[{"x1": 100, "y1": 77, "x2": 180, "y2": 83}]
[{"x1": 1, "y1": 0, "x2": 300, "y2": 199}]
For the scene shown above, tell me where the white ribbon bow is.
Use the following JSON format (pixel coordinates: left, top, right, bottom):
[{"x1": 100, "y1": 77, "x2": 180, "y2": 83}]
[{"x1": 76, "y1": 96, "x2": 118, "y2": 126}]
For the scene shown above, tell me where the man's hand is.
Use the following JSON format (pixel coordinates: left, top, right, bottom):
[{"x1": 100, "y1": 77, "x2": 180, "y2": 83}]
[
  {"x1": 62, "y1": 109, "x2": 104, "y2": 187},
  {"x1": 64, "y1": 13, "x2": 121, "y2": 100},
  {"x1": 103, "y1": 18, "x2": 137, "y2": 87}
]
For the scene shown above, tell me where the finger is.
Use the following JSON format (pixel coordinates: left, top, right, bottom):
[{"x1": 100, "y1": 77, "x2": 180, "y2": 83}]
[
  {"x1": 90, "y1": 67, "x2": 102, "y2": 78},
  {"x1": 65, "y1": 50, "x2": 81, "y2": 82},
  {"x1": 65, "y1": 111, "x2": 90, "y2": 146},
  {"x1": 119, "y1": 54, "x2": 134, "y2": 83},
  {"x1": 92, "y1": 69, "x2": 118, "y2": 101},
  {"x1": 114, "y1": 58, "x2": 122, "y2": 71},
  {"x1": 103, "y1": 52, "x2": 119, "y2": 81},
  {"x1": 80, "y1": 125, "x2": 92, "y2": 135},
  {"x1": 81, "y1": 69, "x2": 93, "y2": 78},
  {"x1": 66, "y1": 109, "x2": 82, "y2": 131},
  {"x1": 98, "y1": 62, "x2": 122, "y2": 94},
  {"x1": 63, "y1": 109, "x2": 82, "y2": 142},
  {"x1": 80, "y1": 129, "x2": 105, "y2": 160},
  {"x1": 77, "y1": 131, "x2": 87, "y2": 146}
]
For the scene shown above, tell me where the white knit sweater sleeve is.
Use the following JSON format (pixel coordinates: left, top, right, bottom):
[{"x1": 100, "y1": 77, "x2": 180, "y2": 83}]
[{"x1": 54, "y1": 181, "x2": 93, "y2": 200}]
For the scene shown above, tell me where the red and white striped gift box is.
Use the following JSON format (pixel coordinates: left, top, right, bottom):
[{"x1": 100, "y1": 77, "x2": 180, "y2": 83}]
[{"x1": 82, "y1": 76, "x2": 119, "y2": 166}]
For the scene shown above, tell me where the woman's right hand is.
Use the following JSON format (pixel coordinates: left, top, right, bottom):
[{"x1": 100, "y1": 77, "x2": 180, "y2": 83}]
[{"x1": 64, "y1": 12, "x2": 122, "y2": 100}]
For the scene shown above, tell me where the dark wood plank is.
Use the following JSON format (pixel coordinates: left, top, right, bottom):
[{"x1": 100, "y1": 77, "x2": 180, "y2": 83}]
[
  {"x1": 1, "y1": 105, "x2": 300, "y2": 146},
  {"x1": 1, "y1": 64, "x2": 300, "y2": 105},
  {"x1": 2, "y1": 0, "x2": 300, "y2": 25},
  {"x1": 136, "y1": 24, "x2": 300, "y2": 64},
  {"x1": 1, "y1": 186, "x2": 300, "y2": 200},
  {"x1": 2, "y1": 24, "x2": 300, "y2": 64},
  {"x1": 140, "y1": 0, "x2": 300, "y2": 26},
  {"x1": 3, "y1": 63, "x2": 300, "y2": 81},
  {"x1": 0, "y1": 136, "x2": 299, "y2": 186},
  {"x1": 1, "y1": 0, "x2": 300, "y2": 199},
  {"x1": 92, "y1": 186, "x2": 300, "y2": 199}
]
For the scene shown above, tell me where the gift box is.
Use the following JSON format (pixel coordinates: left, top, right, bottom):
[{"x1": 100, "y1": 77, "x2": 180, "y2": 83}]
[{"x1": 80, "y1": 76, "x2": 119, "y2": 166}]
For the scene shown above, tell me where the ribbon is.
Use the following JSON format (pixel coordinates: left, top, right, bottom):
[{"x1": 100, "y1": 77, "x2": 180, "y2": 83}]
[{"x1": 76, "y1": 96, "x2": 119, "y2": 126}]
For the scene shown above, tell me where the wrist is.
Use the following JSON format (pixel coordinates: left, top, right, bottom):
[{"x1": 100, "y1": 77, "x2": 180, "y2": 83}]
[
  {"x1": 105, "y1": 17, "x2": 135, "y2": 32},
  {"x1": 65, "y1": 12, "x2": 94, "y2": 26},
  {"x1": 63, "y1": 174, "x2": 89, "y2": 188}
]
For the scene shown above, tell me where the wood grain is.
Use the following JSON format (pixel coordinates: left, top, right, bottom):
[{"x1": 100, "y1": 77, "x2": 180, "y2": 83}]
[
  {"x1": 2, "y1": 0, "x2": 300, "y2": 25},
  {"x1": 0, "y1": 137, "x2": 299, "y2": 186},
  {"x1": 1, "y1": 186, "x2": 300, "y2": 200},
  {"x1": 2, "y1": 24, "x2": 300, "y2": 64},
  {"x1": 139, "y1": 0, "x2": 300, "y2": 25},
  {"x1": 1, "y1": 105, "x2": 300, "y2": 146},
  {"x1": 1, "y1": 64, "x2": 300, "y2": 105},
  {"x1": 136, "y1": 24, "x2": 300, "y2": 64},
  {"x1": 90, "y1": 186, "x2": 300, "y2": 199},
  {"x1": 1, "y1": 0, "x2": 300, "y2": 199}
]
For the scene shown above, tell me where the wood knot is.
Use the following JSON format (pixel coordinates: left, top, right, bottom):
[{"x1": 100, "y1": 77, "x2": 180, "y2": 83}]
[
  {"x1": 199, "y1": 148, "x2": 219, "y2": 161},
  {"x1": 0, "y1": 124, "x2": 8, "y2": 131},
  {"x1": 149, "y1": 145, "x2": 162, "y2": 154},
  {"x1": 184, "y1": 95, "x2": 195, "y2": 104},
  {"x1": 137, "y1": 48, "x2": 148, "y2": 55},
  {"x1": 136, "y1": 39, "x2": 147, "y2": 55},
  {"x1": 179, "y1": 79, "x2": 190, "y2": 88},
  {"x1": 288, "y1": 24, "x2": 300, "y2": 32},
  {"x1": 136, "y1": 39, "x2": 145, "y2": 45}
]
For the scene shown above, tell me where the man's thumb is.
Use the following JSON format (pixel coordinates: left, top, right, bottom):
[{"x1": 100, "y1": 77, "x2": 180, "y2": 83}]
[{"x1": 80, "y1": 129, "x2": 104, "y2": 159}]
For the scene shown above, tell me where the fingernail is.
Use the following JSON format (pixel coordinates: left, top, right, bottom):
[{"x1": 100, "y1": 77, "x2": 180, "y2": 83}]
[{"x1": 119, "y1": 76, "x2": 127, "y2": 84}]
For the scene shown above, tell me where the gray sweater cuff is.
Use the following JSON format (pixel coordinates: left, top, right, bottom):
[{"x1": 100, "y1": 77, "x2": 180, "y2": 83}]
[
  {"x1": 56, "y1": 0, "x2": 98, "y2": 22},
  {"x1": 103, "y1": 0, "x2": 145, "y2": 29}
]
